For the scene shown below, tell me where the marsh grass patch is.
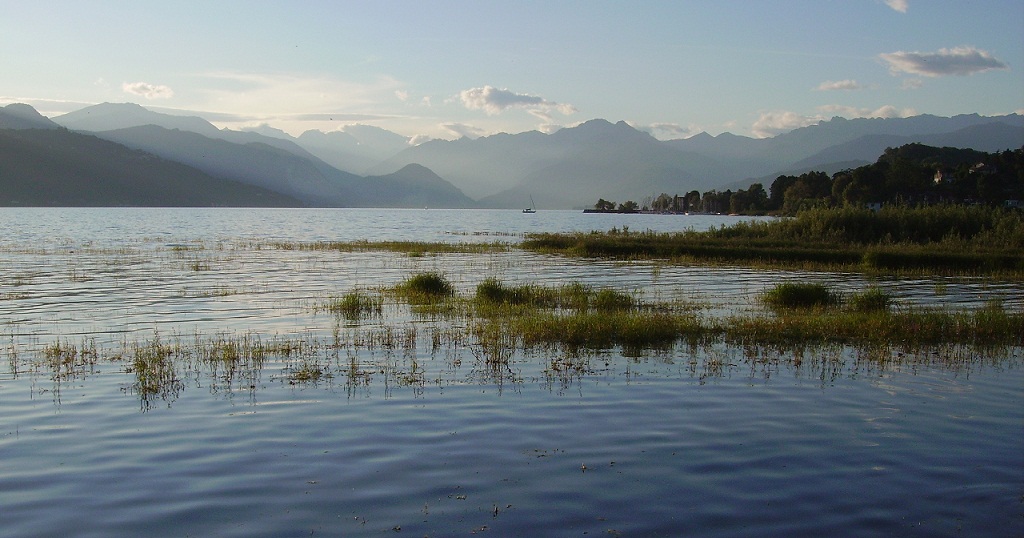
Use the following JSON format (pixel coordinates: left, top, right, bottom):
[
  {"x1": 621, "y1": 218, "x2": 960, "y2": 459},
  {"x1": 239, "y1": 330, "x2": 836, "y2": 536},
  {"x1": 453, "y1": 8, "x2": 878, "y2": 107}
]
[
  {"x1": 761, "y1": 283, "x2": 841, "y2": 310},
  {"x1": 322, "y1": 291, "x2": 384, "y2": 319},
  {"x1": 397, "y1": 272, "x2": 455, "y2": 301},
  {"x1": 847, "y1": 287, "x2": 893, "y2": 312}
]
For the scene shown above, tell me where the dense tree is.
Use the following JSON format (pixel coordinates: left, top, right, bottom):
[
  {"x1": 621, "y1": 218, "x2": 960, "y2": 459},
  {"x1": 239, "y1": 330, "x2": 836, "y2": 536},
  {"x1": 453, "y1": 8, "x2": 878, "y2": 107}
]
[
  {"x1": 598, "y1": 144, "x2": 1023, "y2": 217},
  {"x1": 650, "y1": 192, "x2": 676, "y2": 212},
  {"x1": 618, "y1": 200, "x2": 640, "y2": 212}
]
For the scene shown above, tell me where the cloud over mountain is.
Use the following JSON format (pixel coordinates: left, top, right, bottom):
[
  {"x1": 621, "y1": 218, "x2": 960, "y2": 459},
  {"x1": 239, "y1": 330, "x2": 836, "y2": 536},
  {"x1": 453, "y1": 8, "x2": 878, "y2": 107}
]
[
  {"x1": 123, "y1": 82, "x2": 174, "y2": 99},
  {"x1": 818, "y1": 104, "x2": 916, "y2": 119},
  {"x1": 752, "y1": 111, "x2": 823, "y2": 138},
  {"x1": 879, "y1": 46, "x2": 1008, "y2": 77},
  {"x1": 441, "y1": 122, "x2": 486, "y2": 139},
  {"x1": 459, "y1": 86, "x2": 576, "y2": 116}
]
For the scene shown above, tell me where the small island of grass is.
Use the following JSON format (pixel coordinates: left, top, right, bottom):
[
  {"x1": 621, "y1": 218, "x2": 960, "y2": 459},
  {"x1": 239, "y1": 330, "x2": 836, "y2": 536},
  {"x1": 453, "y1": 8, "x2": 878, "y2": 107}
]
[{"x1": 524, "y1": 205, "x2": 1024, "y2": 277}]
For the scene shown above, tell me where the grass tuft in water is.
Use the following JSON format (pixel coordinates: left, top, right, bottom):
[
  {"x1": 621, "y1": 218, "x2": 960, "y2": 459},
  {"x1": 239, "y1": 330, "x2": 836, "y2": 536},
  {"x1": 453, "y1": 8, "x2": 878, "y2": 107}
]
[
  {"x1": 396, "y1": 272, "x2": 455, "y2": 302},
  {"x1": 323, "y1": 291, "x2": 383, "y2": 319},
  {"x1": 473, "y1": 278, "x2": 635, "y2": 312},
  {"x1": 125, "y1": 333, "x2": 184, "y2": 409},
  {"x1": 847, "y1": 287, "x2": 893, "y2": 312},
  {"x1": 761, "y1": 283, "x2": 841, "y2": 309}
]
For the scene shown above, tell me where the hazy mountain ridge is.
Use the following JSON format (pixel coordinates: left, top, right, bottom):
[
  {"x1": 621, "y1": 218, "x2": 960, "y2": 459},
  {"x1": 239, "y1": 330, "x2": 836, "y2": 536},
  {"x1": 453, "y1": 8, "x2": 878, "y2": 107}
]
[
  {"x1": 363, "y1": 164, "x2": 477, "y2": 208},
  {"x1": 9, "y1": 102, "x2": 1022, "y2": 208},
  {"x1": 41, "y1": 103, "x2": 472, "y2": 207},
  {"x1": 0, "y1": 128, "x2": 301, "y2": 206},
  {"x1": 95, "y1": 125, "x2": 365, "y2": 206},
  {"x1": 54, "y1": 102, "x2": 330, "y2": 162},
  {"x1": 379, "y1": 114, "x2": 1023, "y2": 208},
  {"x1": 0, "y1": 103, "x2": 61, "y2": 130}
]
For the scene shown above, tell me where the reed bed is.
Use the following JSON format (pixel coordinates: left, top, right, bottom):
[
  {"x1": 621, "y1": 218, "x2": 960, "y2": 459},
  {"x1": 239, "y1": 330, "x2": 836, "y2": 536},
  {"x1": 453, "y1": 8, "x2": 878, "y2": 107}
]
[{"x1": 522, "y1": 205, "x2": 1024, "y2": 276}]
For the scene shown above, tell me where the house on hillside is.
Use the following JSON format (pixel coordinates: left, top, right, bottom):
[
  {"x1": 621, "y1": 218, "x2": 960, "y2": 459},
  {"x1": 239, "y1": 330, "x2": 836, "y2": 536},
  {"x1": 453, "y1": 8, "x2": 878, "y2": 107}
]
[
  {"x1": 933, "y1": 169, "x2": 955, "y2": 185},
  {"x1": 970, "y1": 162, "x2": 996, "y2": 175}
]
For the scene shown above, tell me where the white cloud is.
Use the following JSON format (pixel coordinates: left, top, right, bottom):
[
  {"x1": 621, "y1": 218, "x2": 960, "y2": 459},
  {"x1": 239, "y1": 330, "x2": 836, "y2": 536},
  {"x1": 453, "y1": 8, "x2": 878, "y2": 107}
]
[
  {"x1": 817, "y1": 104, "x2": 917, "y2": 119},
  {"x1": 879, "y1": 46, "x2": 1009, "y2": 77},
  {"x1": 536, "y1": 124, "x2": 563, "y2": 134},
  {"x1": 409, "y1": 134, "x2": 433, "y2": 146},
  {"x1": 440, "y1": 122, "x2": 486, "y2": 139},
  {"x1": 394, "y1": 90, "x2": 410, "y2": 101},
  {"x1": 634, "y1": 122, "x2": 697, "y2": 140},
  {"x1": 884, "y1": 0, "x2": 908, "y2": 13},
  {"x1": 459, "y1": 86, "x2": 576, "y2": 116},
  {"x1": 815, "y1": 79, "x2": 864, "y2": 91},
  {"x1": 751, "y1": 111, "x2": 824, "y2": 138},
  {"x1": 901, "y1": 78, "x2": 924, "y2": 90},
  {"x1": 122, "y1": 81, "x2": 174, "y2": 99}
]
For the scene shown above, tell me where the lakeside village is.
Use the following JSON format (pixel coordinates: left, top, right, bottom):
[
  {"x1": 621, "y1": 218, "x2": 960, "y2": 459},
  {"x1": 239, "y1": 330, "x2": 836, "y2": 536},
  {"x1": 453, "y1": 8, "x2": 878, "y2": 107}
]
[{"x1": 582, "y1": 143, "x2": 1024, "y2": 216}]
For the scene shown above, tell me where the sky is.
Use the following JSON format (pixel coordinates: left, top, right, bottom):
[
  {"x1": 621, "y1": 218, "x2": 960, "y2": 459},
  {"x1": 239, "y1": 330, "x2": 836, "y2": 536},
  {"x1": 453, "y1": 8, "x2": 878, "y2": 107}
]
[{"x1": 2, "y1": 0, "x2": 1022, "y2": 142}]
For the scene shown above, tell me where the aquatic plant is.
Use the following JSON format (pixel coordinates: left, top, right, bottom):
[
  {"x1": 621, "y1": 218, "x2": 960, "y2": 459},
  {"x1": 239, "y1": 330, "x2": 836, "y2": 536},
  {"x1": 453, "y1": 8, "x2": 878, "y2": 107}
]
[
  {"x1": 847, "y1": 287, "x2": 892, "y2": 312},
  {"x1": 760, "y1": 283, "x2": 841, "y2": 309},
  {"x1": 522, "y1": 205, "x2": 1024, "y2": 276},
  {"x1": 323, "y1": 291, "x2": 383, "y2": 319},
  {"x1": 125, "y1": 333, "x2": 184, "y2": 410},
  {"x1": 396, "y1": 272, "x2": 455, "y2": 303},
  {"x1": 287, "y1": 358, "x2": 327, "y2": 383},
  {"x1": 474, "y1": 278, "x2": 634, "y2": 312}
]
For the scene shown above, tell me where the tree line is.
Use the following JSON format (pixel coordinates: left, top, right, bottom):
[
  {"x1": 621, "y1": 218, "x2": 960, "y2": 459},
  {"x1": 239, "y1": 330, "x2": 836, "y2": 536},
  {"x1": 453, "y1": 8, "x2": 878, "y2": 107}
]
[{"x1": 594, "y1": 143, "x2": 1024, "y2": 215}]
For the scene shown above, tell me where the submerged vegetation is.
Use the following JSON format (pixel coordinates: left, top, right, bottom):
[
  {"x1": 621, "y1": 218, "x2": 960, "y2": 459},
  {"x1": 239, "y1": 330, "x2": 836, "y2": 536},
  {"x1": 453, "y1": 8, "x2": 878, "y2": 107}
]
[{"x1": 524, "y1": 205, "x2": 1024, "y2": 276}]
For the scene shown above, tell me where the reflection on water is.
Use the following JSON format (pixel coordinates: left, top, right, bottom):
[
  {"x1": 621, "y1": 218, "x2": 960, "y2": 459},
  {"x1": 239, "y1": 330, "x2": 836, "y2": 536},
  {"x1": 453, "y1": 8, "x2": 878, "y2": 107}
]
[
  {"x1": 12, "y1": 318, "x2": 1019, "y2": 412},
  {"x1": 1, "y1": 208, "x2": 1022, "y2": 538}
]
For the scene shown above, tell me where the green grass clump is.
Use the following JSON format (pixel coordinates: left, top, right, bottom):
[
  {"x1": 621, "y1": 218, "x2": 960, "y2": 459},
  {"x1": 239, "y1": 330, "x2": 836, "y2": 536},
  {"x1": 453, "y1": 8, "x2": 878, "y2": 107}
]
[
  {"x1": 590, "y1": 288, "x2": 635, "y2": 311},
  {"x1": 475, "y1": 278, "x2": 544, "y2": 306},
  {"x1": 474, "y1": 278, "x2": 634, "y2": 311},
  {"x1": 399, "y1": 272, "x2": 454, "y2": 299},
  {"x1": 761, "y1": 283, "x2": 841, "y2": 309},
  {"x1": 847, "y1": 287, "x2": 892, "y2": 312},
  {"x1": 324, "y1": 291, "x2": 383, "y2": 319}
]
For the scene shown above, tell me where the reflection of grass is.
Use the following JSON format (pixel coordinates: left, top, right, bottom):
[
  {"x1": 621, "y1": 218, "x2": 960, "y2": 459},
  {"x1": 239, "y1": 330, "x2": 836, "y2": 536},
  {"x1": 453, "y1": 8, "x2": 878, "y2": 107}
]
[
  {"x1": 287, "y1": 358, "x2": 326, "y2": 383},
  {"x1": 125, "y1": 334, "x2": 183, "y2": 410}
]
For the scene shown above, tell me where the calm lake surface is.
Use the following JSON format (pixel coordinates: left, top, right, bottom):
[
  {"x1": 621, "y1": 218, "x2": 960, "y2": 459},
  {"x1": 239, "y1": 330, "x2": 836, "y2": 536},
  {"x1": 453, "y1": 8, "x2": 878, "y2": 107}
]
[{"x1": 1, "y1": 208, "x2": 1021, "y2": 537}]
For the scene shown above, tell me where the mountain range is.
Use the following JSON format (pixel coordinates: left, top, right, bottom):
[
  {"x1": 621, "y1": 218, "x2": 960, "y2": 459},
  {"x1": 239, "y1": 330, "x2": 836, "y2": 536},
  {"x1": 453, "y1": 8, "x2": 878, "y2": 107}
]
[{"x1": 2, "y1": 102, "x2": 1021, "y2": 208}]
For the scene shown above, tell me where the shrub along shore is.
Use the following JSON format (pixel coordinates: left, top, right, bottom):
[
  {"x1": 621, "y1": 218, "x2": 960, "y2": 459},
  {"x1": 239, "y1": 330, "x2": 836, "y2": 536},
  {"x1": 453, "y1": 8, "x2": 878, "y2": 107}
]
[{"x1": 522, "y1": 205, "x2": 1024, "y2": 277}]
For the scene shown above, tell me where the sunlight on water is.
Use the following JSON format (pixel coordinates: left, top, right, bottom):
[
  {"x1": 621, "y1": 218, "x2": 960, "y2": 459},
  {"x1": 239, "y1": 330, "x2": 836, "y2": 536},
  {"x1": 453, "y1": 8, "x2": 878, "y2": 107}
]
[{"x1": 1, "y1": 208, "x2": 1021, "y2": 538}]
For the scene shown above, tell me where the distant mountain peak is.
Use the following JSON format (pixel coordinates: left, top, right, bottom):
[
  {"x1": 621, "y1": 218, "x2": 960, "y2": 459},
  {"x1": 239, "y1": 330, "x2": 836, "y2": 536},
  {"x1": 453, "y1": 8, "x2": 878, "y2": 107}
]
[
  {"x1": 0, "y1": 103, "x2": 60, "y2": 130},
  {"x1": 54, "y1": 102, "x2": 221, "y2": 136}
]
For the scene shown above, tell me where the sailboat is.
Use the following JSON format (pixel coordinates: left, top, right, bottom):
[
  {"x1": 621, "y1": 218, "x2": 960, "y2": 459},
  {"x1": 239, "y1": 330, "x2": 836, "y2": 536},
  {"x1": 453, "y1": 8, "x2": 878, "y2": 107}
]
[{"x1": 523, "y1": 196, "x2": 536, "y2": 214}]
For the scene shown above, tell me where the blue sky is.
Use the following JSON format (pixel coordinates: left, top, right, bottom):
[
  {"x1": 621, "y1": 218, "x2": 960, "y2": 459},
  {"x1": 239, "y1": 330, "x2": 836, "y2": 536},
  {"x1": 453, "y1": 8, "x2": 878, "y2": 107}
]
[{"x1": 2, "y1": 0, "x2": 1021, "y2": 141}]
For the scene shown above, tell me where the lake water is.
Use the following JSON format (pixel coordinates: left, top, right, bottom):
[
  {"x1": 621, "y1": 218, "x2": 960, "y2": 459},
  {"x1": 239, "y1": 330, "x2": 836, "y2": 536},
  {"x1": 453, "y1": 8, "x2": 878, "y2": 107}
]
[{"x1": 1, "y1": 208, "x2": 1021, "y2": 537}]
